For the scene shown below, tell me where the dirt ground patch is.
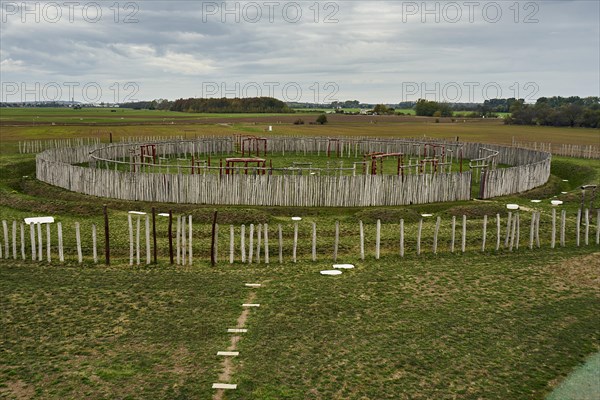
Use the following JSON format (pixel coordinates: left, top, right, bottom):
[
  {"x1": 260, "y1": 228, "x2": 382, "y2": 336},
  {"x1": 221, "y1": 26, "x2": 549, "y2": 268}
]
[
  {"x1": 545, "y1": 252, "x2": 600, "y2": 292},
  {"x1": 0, "y1": 380, "x2": 35, "y2": 400}
]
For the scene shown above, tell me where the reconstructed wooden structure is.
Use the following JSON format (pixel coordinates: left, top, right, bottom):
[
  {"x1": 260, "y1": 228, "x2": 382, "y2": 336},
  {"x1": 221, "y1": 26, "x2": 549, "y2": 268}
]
[{"x1": 36, "y1": 136, "x2": 551, "y2": 206}]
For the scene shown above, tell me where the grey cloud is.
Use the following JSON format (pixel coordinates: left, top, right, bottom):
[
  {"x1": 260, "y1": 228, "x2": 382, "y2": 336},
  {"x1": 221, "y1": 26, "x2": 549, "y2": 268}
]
[{"x1": 1, "y1": 0, "x2": 598, "y2": 103}]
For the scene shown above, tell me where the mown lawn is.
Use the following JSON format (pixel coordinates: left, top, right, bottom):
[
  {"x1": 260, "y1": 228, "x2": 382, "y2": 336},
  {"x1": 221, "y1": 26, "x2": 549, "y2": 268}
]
[{"x1": 1, "y1": 248, "x2": 598, "y2": 399}]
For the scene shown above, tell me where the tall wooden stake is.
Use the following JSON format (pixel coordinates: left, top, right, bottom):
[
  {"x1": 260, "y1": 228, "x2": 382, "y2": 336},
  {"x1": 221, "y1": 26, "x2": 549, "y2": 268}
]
[
  {"x1": 152, "y1": 207, "x2": 157, "y2": 264},
  {"x1": 210, "y1": 211, "x2": 218, "y2": 266},
  {"x1": 168, "y1": 210, "x2": 174, "y2": 264},
  {"x1": 103, "y1": 205, "x2": 110, "y2": 265}
]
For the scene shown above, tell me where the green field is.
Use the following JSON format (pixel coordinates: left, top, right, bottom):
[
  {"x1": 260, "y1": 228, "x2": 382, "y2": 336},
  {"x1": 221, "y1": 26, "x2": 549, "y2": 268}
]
[
  {"x1": 0, "y1": 107, "x2": 300, "y2": 125},
  {"x1": 0, "y1": 109, "x2": 599, "y2": 399}
]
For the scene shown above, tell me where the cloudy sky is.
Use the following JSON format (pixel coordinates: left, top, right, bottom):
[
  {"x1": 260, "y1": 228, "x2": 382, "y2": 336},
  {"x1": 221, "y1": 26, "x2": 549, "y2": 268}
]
[{"x1": 1, "y1": 0, "x2": 599, "y2": 103}]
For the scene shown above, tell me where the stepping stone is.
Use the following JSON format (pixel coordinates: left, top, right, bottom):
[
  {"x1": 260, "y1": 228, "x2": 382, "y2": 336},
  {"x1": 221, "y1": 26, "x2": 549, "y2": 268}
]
[
  {"x1": 561, "y1": 191, "x2": 568, "y2": 194},
  {"x1": 333, "y1": 264, "x2": 354, "y2": 269},
  {"x1": 530, "y1": 200, "x2": 541, "y2": 203},
  {"x1": 506, "y1": 204, "x2": 519, "y2": 210},
  {"x1": 421, "y1": 213, "x2": 433, "y2": 217},
  {"x1": 227, "y1": 328, "x2": 247, "y2": 333},
  {"x1": 320, "y1": 270, "x2": 342, "y2": 276},
  {"x1": 212, "y1": 383, "x2": 237, "y2": 390},
  {"x1": 291, "y1": 217, "x2": 302, "y2": 221},
  {"x1": 551, "y1": 200, "x2": 563, "y2": 206},
  {"x1": 242, "y1": 303, "x2": 260, "y2": 307},
  {"x1": 217, "y1": 351, "x2": 239, "y2": 356},
  {"x1": 245, "y1": 283, "x2": 261, "y2": 287}
]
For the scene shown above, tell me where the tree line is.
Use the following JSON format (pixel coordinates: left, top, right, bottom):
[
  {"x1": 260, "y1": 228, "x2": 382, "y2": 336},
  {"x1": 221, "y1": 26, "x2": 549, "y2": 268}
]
[
  {"x1": 506, "y1": 96, "x2": 599, "y2": 128},
  {"x1": 120, "y1": 97, "x2": 292, "y2": 113},
  {"x1": 170, "y1": 97, "x2": 292, "y2": 113}
]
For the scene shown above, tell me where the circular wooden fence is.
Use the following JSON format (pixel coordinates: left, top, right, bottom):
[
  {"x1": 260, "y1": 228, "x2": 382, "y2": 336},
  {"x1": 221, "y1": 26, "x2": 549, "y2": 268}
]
[{"x1": 36, "y1": 136, "x2": 551, "y2": 206}]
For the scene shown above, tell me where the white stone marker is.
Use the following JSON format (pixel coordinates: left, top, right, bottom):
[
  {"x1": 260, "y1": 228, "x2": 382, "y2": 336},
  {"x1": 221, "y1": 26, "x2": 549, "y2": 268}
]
[
  {"x1": 217, "y1": 351, "x2": 239, "y2": 356},
  {"x1": 227, "y1": 328, "x2": 248, "y2": 333},
  {"x1": 333, "y1": 264, "x2": 354, "y2": 269},
  {"x1": 320, "y1": 270, "x2": 342, "y2": 276},
  {"x1": 245, "y1": 283, "x2": 261, "y2": 287},
  {"x1": 242, "y1": 303, "x2": 260, "y2": 307},
  {"x1": 212, "y1": 383, "x2": 237, "y2": 390}
]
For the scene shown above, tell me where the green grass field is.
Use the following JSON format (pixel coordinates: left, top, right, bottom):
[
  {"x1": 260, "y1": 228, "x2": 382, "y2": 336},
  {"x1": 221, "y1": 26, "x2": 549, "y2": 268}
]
[{"x1": 0, "y1": 109, "x2": 598, "y2": 399}]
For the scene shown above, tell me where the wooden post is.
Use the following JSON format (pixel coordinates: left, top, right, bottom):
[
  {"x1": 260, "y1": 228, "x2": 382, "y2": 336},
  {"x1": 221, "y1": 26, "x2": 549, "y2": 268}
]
[
  {"x1": 128, "y1": 214, "x2": 134, "y2": 265},
  {"x1": 481, "y1": 215, "x2": 487, "y2": 252},
  {"x1": 176, "y1": 215, "x2": 181, "y2": 265},
  {"x1": 278, "y1": 224, "x2": 283, "y2": 263},
  {"x1": 399, "y1": 219, "x2": 404, "y2": 257},
  {"x1": 416, "y1": 218, "x2": 422, "y2": 256},
  {"x1": 181, "y1": 216, "x2": 186, "y2": 266},
  {"x1": 75, "y1": 222, "x2": 82, "y2": 264},
  {"x1": 264, "y1": 223, "x2": 269, "y2": 264},
  {"x1": 584, "y1": 209, "x2": 589, "y2": 246},
  {"x1": 168, "y1": 210, "x2": 174, "y2": 264},
  {"x1": 311, "y1": 222, "x2": 317, "y2": 262},
  {"x1": 535, "y1": 212, "x2": 540, "y2": 248},
  {"x1": 576, "y1": 209, "x2": 581, "y2": 246},
  {"x1": 152, "y1": 207, "x2": 157, "y2": 264},
  {"x1": 596, "y1": 209, "x2": 600, "y2": 245},
  {"x1": 230, "y1": 225, "x2": 235, "y2": 264},
  {"x1": 509, "y1": 215, "x2": 516, "y2": 252},
  {"x1": 529, "y1": 212, "x2": 535, "y2": 250},
  {"x1": 12, "y1": 220, "x2": 17, "y2": 259},
  {"x1": 57, "y1": 222, "x2": 64, "y2": 262},
  {"x1": 214, "y1": 224, "x2": 219, "y2": 264},
  {"x1": 505, "y1": 211, "x2": 512, "y2": 248},
  {"x1": 450, "y1": 216, "x2": 456, "y2": 253},
  {"x1": 136, "y1": 216, "x2": 141, "y2": 265},
  {"x1": 241, "y1": 224, "x2": 246, "y2": 263},
  {"x1": 560, "y1": 210, "x2": 566, "y2": 247},
  {"x1": 375, "y1": 219, "x2": 381, "y2": 259},
  {"x1": 248, "y1": 224, "x2": 254, "y2": 263},
  {"x1": 334, "y1": 221, "x2": 340, "y2": 261},
  {"x1": 461, "y1": 215, "x2": 467, "y2": 253},
  {"x1": 359, "y1": 220, "x2": 365, "y2": 260},
  {"x1": 103, "y1": 205, "x2": 110, "y2": 265},
  {"x1": 515, "y1": 212, "x2": 520, "y2": 250},
  {"x1": 20, "y1": 223, "x2": 25, "y2": 260},
  {"x1": 37, "y1": 223, "x2": 43, "y2": 261},
  {"x1": 256, "y1": 224, "x2": 262, "y2": 263},
  {"x1": 496, "y1": 213, "x2": 501, "y2": 251},
  {"x1": 551, "y1": 209, "x2": 556, "y2": 249},
  {"x1": 144, "y1": 216, "x2": 150, "y2": 265},
  {"x1": 433, "y1": 216, "x2": 441, "y2": 254},
  {"x1": 46, "y1": 223, "x2": 51, "y2": 263},
  {"x1": 293, "y1": 222, "x2": 298, "y2": 263},
  {"x1": 188, "y1": 215, "x2": 193, "y2": 266},
  {"x1": 2, "y1": 220, "x2": 8, "y2": 258},
  {"x1": 211, "y1": 211, "x2": 218, "y2": 266},
  {"x1": 92, "y1": 224, "x2": 97, "y2": 263},
  {"x1": 30, "y1": 223, "x2": 36, "y2": 261}
]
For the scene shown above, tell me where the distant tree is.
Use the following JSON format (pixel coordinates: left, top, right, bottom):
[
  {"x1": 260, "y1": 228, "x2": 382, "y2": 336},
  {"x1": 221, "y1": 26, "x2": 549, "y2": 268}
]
[
  {"x1": 373, "y1": 104, "x2": 389, "y2": 114},
  {"x1": 437, "y1": 102, "x2": 453, "y2": 117},
  {"x1": 316, "y1": 114, "x2": 328, "y2": 125},
  {"x1": 415, "y1": 99, "x2": 438, "y2": 116},
  {"x1": 415, "y1": 99, "x2": 452, "y2": 117}
]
